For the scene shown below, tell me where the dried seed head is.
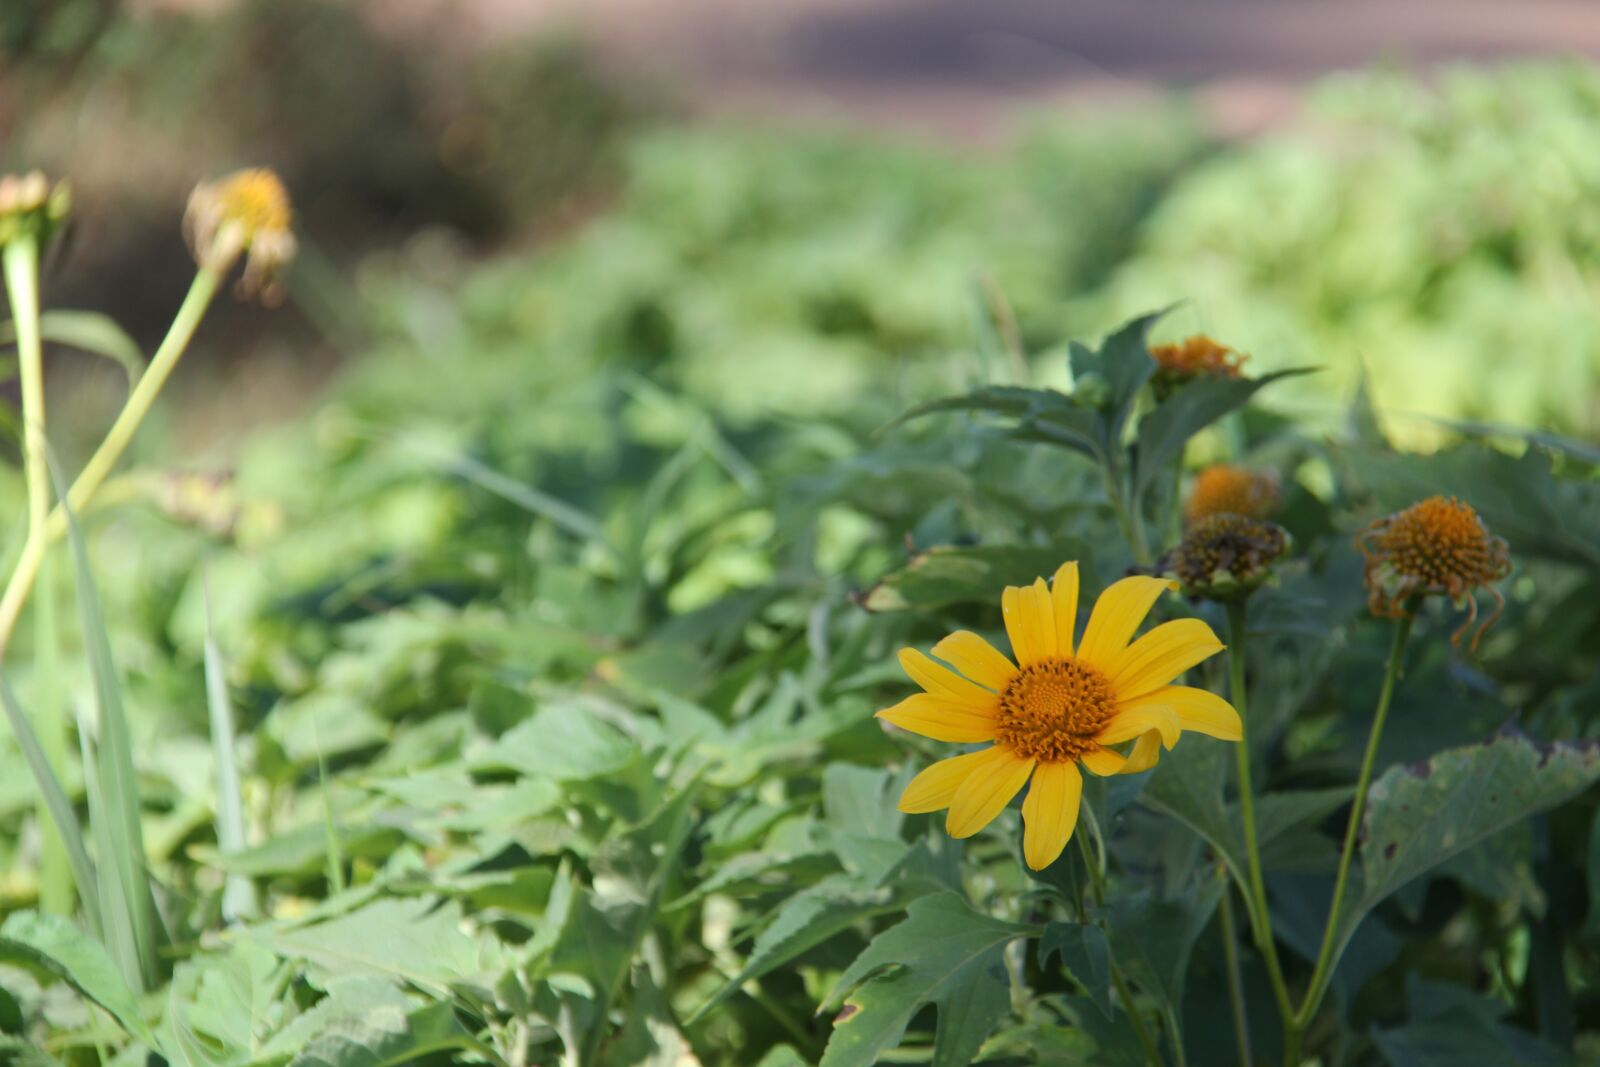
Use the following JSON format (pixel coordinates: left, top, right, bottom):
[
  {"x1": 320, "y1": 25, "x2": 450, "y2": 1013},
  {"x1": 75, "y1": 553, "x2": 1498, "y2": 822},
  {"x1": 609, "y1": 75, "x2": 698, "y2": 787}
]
[
  {"x1": 1186, "y1": 465, "x2": 1281, "y2": 525},
  {"x1": 1358, "y1": 495, "x2": 1511, "y2": 651},
  {"x1": 1159, "y1": 512, "x2": 1289, "y2": 601},
  {"x1": 184, "y1": 168, "x2": 297, "y2": 303},
  {"x1": 0, "y1": 171, "x2": 70, "y2": 245},
  {"x1": 1149, "y1": 334, "x2": 1247, "y2": 383}
]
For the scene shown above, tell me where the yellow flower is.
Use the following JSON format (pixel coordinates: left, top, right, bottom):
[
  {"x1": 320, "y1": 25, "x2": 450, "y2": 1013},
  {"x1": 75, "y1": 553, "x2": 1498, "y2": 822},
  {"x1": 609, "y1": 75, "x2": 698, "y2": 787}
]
[
  {"x1": 1185, "y1": 464, "x2": 1280, "y2": 525},
  {"x1": 1358, "y1": 496, "x2": 1510, "y2": 650},
  {"x1": 183, "y1": 168, "x2": 297, "y2": 303},
  {"x1": 878, "y1": 563, "x2": 1241, "y2": 870},
  {"x1": 1149, "y1": 334, "x2": 1247, "y2": 382}
]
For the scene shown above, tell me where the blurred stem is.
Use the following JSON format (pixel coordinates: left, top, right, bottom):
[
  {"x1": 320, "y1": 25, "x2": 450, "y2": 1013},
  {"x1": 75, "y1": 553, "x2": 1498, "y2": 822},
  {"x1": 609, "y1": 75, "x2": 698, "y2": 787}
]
[
  {"x1": 1225, "y1": 600, "x2": 1294, "y2": 1032},
  {"x1": 1103, "y1": 461, "x2": 1152, "y2": 567},
  {"x1": 0, "y1": 264, "x2": 223, "y2": 659},
  {"x1": 1292, "y1": 615, "x2": 1413, "y2": 1039},
  {"x1": 3, "y1": 236, "x2": 72, "y2": 915},
  {"x1": 1077, "y1": 824, "x2": 1164, "y2": 1067},
  {"x1": 1218, "y1": 890, "x2": 1252, "y2": 1067}
]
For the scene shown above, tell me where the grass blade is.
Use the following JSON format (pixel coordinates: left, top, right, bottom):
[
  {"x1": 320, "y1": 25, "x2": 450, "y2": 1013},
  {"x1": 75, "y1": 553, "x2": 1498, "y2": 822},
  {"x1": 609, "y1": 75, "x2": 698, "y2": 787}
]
[
  {"x1": 51, "y1": 452, "x2": 158, "y2": 990},
  {"x1": 0, "y1": 670, "x2": 100, "y2": 932},
  {"x1": 201, "y1": 569, "x2": 258, "y2": 921}
]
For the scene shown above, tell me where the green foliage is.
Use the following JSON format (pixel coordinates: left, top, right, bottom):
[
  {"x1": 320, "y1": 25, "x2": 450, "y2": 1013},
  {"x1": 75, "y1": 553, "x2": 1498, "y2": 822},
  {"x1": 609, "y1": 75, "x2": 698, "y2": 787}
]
[{"x1": 3, "y1": 63, "x2": 1600, "y2": 1067}]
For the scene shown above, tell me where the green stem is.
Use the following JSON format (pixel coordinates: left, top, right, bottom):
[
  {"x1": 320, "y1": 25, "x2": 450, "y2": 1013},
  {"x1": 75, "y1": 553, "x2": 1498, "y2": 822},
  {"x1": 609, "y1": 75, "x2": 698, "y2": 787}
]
[
  {"x1": 1293, "y1": 615, "x2": 1413, "y2": 1034},
  {"x1": 1103, "y1": 462, "x2": 1153, "y2": 567},
  {"x1": 1163, "y1": 1003, "x2": 1188, "y2": 1067},
  {"x1": 0, "y1": 265, "x2": 223, "y2": 659},
  {"x1": 1218, "y1": 889, "x2": 1252, "y2": 1067},
  {"x1": 1224, "y1": 600, "x2": 1294, "y2": 1030},
  {"x1": 3, "y1": 237, "x2": 72, "y2": 915},
  {"x1": 1077, "y1": 824, "x2": 1164, "y2": 1067}
]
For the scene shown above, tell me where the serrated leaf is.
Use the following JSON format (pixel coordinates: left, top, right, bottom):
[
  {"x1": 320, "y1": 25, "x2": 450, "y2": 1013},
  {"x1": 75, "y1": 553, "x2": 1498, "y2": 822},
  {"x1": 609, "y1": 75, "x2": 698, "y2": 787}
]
[
  {"x1": 288, "y1": 998, "x2": 485, "y2": 1067},
  {"x1": 0, "y1": 911, "x2": 152, "y2": 1044},
  {"x1": 1133, "y1": 367, "x2": 1315, "y2": 499},
  {"x1": 1329, "y1": 728, "x2": 1600, "y2": 975},
  {"x1": 1037, "y1": 922, "x2": 1112, "y2": 1017},
  {"x1": 1102, "y1": 880, "x2": 1224, "y2": 1011},
  {"x1": 862, "y1": 542, "x2": 1090, "y2": 613},
  {"x1": 246, "y1": 898, "x2": 498, "y2": 997},
  {"x1": 820, "y1": 893, "x2": 1030, "y2": 1067}
]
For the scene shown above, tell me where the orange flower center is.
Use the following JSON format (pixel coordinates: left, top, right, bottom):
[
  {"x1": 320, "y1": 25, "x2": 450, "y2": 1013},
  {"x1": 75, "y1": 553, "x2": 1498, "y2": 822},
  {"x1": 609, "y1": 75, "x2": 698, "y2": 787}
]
[
  {"x1": 1372, "y1": 496, "x2": 1507, "y2": 593},
  {"x1": 1186, "y1": 465, "x2": 1279, "y2": 524},
  {"x1": 997, "y1": 658, "x2": 1117, "y2": 763},
  {"x1": 219, "y1": 169, "x2": 293, "y2": 238},
  {"x1": 1149, "y1": 335, "x2": 1247, "y2": 380}
]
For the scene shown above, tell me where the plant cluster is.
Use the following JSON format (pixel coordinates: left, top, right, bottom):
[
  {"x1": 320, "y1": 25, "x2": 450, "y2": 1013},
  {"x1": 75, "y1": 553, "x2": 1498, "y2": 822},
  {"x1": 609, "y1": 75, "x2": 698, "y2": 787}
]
[{"x1": 1, "y1": 92, "x2": 1599, "y2": 1067}]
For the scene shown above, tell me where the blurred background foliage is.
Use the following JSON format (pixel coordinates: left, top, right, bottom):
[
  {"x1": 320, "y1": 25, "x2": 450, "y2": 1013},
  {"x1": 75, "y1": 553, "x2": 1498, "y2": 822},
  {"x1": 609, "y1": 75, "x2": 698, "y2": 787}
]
[{"x1": 0, "y1": 1, "x2": 1598, "y2": 1064}]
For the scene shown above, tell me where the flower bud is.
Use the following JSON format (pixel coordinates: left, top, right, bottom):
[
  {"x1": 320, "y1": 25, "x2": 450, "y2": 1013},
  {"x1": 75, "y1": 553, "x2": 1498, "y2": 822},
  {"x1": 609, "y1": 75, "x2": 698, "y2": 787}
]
[
  {"x1": 1071, "y1": 371, "x2": 1112, "y2": 409},
  {"x1": 0, "y1": 171, "x2": 70, "y2": 246},
  {"x1": 184, "y1": 168, "x2": 297, "y2": 304}
]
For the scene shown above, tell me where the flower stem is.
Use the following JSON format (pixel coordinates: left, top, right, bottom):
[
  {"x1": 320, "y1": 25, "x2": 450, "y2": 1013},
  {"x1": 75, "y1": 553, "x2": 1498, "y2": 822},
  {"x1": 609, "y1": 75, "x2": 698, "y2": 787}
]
[
  {"x1": 1224, "y1": 600, "x2": 1294, "y2": 1028},
  {"x1": 1077, "y1": 821, "x2": 1164, "y2": 1067},
  {"x1": 1102, "y1": 461, "x2": 1153, "y2": 567},
  {"x1": 1293, "y1": 614, "x2": 1412, "y2": 1035},
  {"x1": 1218, "y1": 889, "x2": 1252, "y2": 1067},
  {"x1": 0, "y1": 264, "x2": 223, "y2": 659}
]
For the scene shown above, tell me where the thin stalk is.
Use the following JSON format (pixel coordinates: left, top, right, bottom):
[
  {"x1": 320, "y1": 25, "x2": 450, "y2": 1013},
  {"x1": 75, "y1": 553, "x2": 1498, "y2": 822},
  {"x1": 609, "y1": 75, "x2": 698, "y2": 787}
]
[
  {"x1": 3, "y1": 235, "x2": 72, "y2": 914},
  {"x1": 1218, "y1": 890, "x2": 1252, "y2": 1067},
  {"x1": 1077, "y1": 825, "x2": 1164, "y2": 1067},
  {"x1": 1103, "y1": 462, "x2": 1153, "y2": 567},
  {"x1": 1162, "y1": 1003, "x2": 1188, "y2": 1067},
  {"x1": 0, "y1": 264, "x2": 223, "y2": 658},
  {"x1": 1224, "y1": 600, "x2": 1294, "y2": 1029},
  {"x1": 1293, "y1": 615, "x2": 1413, "y2": 1033}
]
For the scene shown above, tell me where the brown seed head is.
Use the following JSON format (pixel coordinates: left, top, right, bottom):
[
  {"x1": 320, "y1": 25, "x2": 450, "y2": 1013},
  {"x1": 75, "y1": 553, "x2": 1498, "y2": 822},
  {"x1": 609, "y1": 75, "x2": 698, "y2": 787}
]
[
  {"x1": 1358, "y1": 496, "x2": 1511, "y2": 650},
  {"x1": 1160, "y1": 512, "x2": 1289, "y2": 601}
]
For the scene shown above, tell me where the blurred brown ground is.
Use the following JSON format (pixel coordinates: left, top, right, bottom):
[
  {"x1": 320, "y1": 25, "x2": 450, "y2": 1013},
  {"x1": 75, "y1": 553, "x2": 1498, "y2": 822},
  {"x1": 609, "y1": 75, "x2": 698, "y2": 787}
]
[{"x1": 359, "y1": 0, "x2": 1600, "y2": 139}]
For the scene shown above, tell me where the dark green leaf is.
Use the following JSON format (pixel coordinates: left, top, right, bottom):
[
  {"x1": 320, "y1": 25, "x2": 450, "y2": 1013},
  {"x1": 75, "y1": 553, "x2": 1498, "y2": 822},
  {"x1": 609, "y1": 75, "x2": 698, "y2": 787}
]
[
  {"x1": 1102, "y1": 880, "x2": 1224, "y2": 1011},
  {"x1": 820, "y1": 893, "x2": 1030, "y2": 1067},
  {"x1": 1038, "y1": 922, "x2": 1112, "y2": 1017}
]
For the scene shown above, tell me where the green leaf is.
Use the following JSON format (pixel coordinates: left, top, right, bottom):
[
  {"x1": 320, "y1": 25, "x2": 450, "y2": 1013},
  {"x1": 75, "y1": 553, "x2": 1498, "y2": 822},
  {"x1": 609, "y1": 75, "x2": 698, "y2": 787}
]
[
  {"x1": 1038, "y1": 922, "x2": 1112, "y2": 1017},
  {"x1": 289, "y1": 1000, "x2": 487, "y2": 1067},
  {"x1": 1330, "y1": 728, "x2": 1600, "y2": 973},
  {"x1": 893, "y1": 386, "x2": 1104, "y2": 460},
  {"x1": 0, "y1": 1036, "x2": 64, "y2": 1067},
  {"x1": 1132, "y1": 367, "x2": 1315, "y2": 499},
  {"x1": 474, "y1": 701, "x2": 640, "y2": 781},
  {"x1": 0, "y1": 310, "x2": 144, "y2": 388},
  {"x1": 820, "y1": 892, "x2": 1030, "y2": 1067},
  {"x1": 1139, "y1": 735, "x2": 1245, "y2": 888},
  {"x1": 1101, "y1": 880, "x2": 1224, "y2": 1011},
  {"x1": 862, "y1": 542, "x2": 1090, "y2": 613},
  {"x1": 246, "y1": 898, "x2": 500, "y2": 997},
  {"x1": 1070, "y1": 310, "x2": 1163, "y2": 431},
  {"x1": 690, "y1": 881, "x2": 899, "y2": 1023},
  {"x1": 55, "y1": 452, "x2": 159, "y2": 990},
  {"x1": 0, "y1": 911, "x2": 153, "y2": 1044},
  {"x1": 0, "y1": 673, "x2": 101, "y2": 933},
  {"x1": 202, "y1": 574, "x2": 258, "y2": 922}
]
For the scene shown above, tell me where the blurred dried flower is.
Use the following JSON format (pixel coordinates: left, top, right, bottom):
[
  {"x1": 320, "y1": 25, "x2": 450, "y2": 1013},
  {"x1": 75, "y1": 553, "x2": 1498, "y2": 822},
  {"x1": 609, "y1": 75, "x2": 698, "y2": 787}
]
[
  {"x1": 1149, "y1": 334, "x2": 1248, "y2": 383},
  {"x1": 184, "y1": 168, "x2": 297, "y2": 303},
  {"x1": 1186, "y1": 465, "x2": 1281, "y2": 525}
]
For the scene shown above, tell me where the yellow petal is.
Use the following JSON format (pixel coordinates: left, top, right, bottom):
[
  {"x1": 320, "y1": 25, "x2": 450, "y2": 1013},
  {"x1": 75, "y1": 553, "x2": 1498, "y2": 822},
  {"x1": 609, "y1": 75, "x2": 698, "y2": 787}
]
[
  {"x1": 877, "y1": 693, "x2": 998, "y2": 743},
  {"x1": 1118, "y1": 730, "x2": 1163, "y2": 774},
  {"x1": 898, "y1": 748, "x2": 997, "y2": 813},
  {"x1": 1077, "y1": 576, "x2": 1179, "y2": 669},
  {"x1": 1022, "y1": 761, "x2": 1083, "y2": 870},
  {"x1": 898, "y1": 648, "x2": 993, "y2": 706},
  {"x1": 1002, "y1": 580, "x2": 1056, "y2": 667},
  {"x1": 1078, "y1": 745, "x2": 1127, "y2": 777},
  {"x1": 932, "y1": 631, "x2": 1016, "y2": 692},
  {"x1": 1051, "y1": 561, "x2": 1080, "y2": 658},
  {"x1": 946, "y1": 747, "x2": 1035, "y2": 838},
  {"x1": 1108, "y1": 618, "x2": 1225, "y2": 701},
  {"x1": 1120, "y1": 686, "x2": 1243, "y2": 741},
  {"x1": 1096, "y1": 704, "x2": 1182, "y2": 748}
]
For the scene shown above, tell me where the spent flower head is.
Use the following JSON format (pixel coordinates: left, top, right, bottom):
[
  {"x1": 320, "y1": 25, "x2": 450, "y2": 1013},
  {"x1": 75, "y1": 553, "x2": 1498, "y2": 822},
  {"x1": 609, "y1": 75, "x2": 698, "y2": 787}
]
[
  {"x1": 1149, "y1": 334, "x2": 1247, "y2": 385},
  {"x1": 1358, "y1": 495, "x2": 1510, "y2": 650},
  {"x1": 0, "y1": 171, "x2": 70, "y2": 246},
  {"x1": 877, "y1": 563, "x2": 1240, "y2": 869},
  {"x1": 1158, "y1": 512, "x2": 1289, "y2": 601},
  {"x1": 1186, "y1": 464, "x2": 1280, "y2": 525},
  {"x1": 184, "y1": 168, "x2": 297, "y2": 303}
]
